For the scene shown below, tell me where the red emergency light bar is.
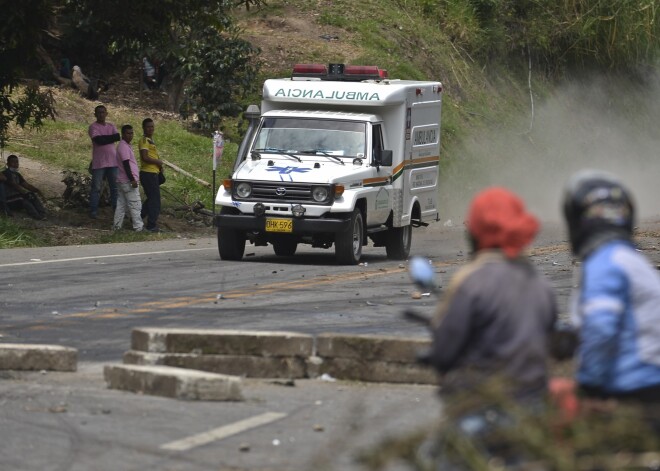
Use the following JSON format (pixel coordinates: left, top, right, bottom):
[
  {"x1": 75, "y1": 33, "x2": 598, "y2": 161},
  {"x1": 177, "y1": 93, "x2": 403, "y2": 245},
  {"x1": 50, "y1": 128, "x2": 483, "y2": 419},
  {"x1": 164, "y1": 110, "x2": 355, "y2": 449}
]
[
  {"x1": 291, "y1": 63, "x2": 388, "y2": 82},
  {"x1": 292, "y1": 63, "x2": 329, "y2": 76},
  {"x1": 344, "y1": 65, "x2": 388, "y2": 79}
]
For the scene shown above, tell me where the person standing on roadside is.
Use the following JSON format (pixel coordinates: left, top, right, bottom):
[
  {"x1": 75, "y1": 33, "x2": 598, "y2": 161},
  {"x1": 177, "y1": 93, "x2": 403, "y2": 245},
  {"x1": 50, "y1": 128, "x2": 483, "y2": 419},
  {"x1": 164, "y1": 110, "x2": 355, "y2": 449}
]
[
  {"x1": 88, "y1": 105, "x2": 120, "y2": 219},
  {"x1": 138, "y1": 118, "x2": 163, "y2": 232},
  {"x1": 113, "y1": 125, "x2": 143, "y2": 232},
  {"x1": 563, "y1": 170, "x2": 660, "y2": 431}
]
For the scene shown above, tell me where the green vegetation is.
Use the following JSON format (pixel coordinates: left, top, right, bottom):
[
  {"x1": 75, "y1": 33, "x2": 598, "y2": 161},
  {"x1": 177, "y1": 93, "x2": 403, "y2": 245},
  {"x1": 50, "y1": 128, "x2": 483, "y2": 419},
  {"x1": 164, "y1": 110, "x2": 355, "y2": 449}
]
[
  {"x1": 1, "y1": 88, "x2": 237, "y2": 249},
  {"x1": 0, "y1": 218, "x2": 42, "y2": 248},
  {"x1": 359, "y1": 379, "x2": 660, "y2": 470},
  {"x1": 3, "y1": 0, "x2": 660, "y2": 244},
  {"x1": 6, "y1": 91, "x2": 237, "y2": 210},
  {"x1": 0, "y1": 0, "x2": 263, "y2": 146}
]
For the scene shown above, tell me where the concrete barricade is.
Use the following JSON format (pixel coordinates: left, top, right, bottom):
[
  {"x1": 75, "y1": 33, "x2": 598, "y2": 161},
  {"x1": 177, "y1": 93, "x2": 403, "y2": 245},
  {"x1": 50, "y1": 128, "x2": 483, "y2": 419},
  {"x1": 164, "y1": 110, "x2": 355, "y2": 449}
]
[
  {"x1": 123, "y1": 350, "x2": 308, "y2": 379},
  {"x1": 315, "y1": 333, "x2": 431, "y2": 362},
  {"x1": 104, "y1": 364, "x2": 243, "y2": 401},
  {"x1": 131, "y1": 328, "x2": 314, "y2": 357},
  {"x1": 125, "y1": 328, "x2": 435, "y2": 385},
  {"x1": 0, "y1": 344, "x2": 77, "y2": 371}
]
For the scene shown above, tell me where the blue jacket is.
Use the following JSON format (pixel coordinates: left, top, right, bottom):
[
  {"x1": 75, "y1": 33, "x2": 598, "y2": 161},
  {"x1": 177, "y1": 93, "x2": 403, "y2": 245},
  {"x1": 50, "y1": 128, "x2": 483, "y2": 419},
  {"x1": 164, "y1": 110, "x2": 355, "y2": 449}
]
[{"x1": 573, "y1": 240, "x2": 660, "y2": 394}]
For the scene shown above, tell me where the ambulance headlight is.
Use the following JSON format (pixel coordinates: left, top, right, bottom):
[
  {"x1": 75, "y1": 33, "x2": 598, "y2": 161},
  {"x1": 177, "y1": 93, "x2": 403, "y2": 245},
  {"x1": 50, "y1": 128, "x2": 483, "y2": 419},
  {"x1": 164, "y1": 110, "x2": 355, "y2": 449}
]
[
  {"x1": 311, "y1": 186, "x2": 330, "y2": 203},
  {"x1": 235, "y1": 182, "x2": 252, "y2": 198}
]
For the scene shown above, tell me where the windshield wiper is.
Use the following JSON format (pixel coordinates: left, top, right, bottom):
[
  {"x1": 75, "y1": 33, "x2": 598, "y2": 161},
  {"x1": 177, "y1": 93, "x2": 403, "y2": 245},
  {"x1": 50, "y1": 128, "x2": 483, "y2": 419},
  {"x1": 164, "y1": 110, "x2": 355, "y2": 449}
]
[
  {"x1": 300, "y1": 149, "x2": 345, "y2": 165},
  {"x1": 253, "y1": 148, "x2": 302, "y2": 162}
]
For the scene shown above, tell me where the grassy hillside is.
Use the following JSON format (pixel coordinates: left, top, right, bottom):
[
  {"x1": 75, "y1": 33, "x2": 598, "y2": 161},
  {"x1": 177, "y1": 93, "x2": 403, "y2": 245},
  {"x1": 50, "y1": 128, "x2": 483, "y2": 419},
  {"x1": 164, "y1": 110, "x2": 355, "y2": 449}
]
[
  {"x1": 239, "y1": 0, "x2": 660, "y2": 223},
  {"x1": 5, "y1": 0, "x2": 533, "y2": 212},
  {"x1": 4, "y1": 0, "x2": 660, "y2": 248}
]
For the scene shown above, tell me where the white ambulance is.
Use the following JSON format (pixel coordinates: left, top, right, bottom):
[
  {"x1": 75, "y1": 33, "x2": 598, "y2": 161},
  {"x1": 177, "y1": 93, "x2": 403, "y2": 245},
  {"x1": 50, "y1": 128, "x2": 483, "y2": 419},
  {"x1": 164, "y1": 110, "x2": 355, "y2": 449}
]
[{"x1": 215, "y1": 63, "x2": 442, "y2": 264}]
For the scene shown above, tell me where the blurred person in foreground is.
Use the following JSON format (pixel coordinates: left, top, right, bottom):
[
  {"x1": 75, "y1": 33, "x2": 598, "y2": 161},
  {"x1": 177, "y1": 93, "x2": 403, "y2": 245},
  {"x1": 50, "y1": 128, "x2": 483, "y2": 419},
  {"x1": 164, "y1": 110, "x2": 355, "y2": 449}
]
[
  {"x1": 422, "y1": 187, "x2": 558, "y2": 468},
  {"x1": 428, "y1": 186, "x2": 557, "y2": 405},
  {"x1": 563, "y1": 170, "x2": 660, "y2": 431}
]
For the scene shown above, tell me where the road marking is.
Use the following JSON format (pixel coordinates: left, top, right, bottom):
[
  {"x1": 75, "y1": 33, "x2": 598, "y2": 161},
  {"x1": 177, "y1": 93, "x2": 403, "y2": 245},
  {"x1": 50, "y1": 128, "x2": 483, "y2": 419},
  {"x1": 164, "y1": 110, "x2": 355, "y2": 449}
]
[
  {"x1": 161, "y1": 411, "x2": 287, "y2": 451},
  {"x1": 26, "y1": 260, "x2": 460, "y2": 323},
  {"x1": 0, "y1": 248, "x2": 215, "y2": 268}
]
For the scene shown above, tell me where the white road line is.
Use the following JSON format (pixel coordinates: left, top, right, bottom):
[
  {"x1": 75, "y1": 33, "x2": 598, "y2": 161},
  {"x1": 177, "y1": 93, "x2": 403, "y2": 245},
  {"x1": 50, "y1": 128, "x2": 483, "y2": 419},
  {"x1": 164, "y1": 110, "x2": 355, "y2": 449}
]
[
  {"x1": 0, "y1": 248, "x2": 215, "y2": 268},
  {"x1": 161, "y1": 411, "x2": 287, "y2": 452}
]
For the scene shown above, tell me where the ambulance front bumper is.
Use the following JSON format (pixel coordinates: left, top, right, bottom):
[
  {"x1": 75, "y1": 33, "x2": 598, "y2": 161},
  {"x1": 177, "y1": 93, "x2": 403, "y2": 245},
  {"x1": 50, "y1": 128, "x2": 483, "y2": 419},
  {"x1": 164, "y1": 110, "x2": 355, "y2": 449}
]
[{"x1": 215, "y1": 213, "x2": 352, "y2": 234}]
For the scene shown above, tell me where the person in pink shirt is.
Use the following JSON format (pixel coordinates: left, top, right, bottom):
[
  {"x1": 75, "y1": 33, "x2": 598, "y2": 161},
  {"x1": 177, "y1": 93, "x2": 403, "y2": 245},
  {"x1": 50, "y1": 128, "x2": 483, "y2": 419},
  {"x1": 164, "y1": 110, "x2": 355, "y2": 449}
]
[
  {"x1": 88, "y1": 104, "x2": 120, "y2": 219},
  {"x1": 113, "y1": 125, "x2": 143, "y2": 232}
]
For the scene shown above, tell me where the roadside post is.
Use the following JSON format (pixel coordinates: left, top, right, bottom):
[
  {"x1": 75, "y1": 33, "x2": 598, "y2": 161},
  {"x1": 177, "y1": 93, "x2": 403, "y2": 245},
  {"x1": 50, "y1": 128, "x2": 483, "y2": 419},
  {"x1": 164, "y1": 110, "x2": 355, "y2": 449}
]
[{"x1": 212, "y1": 131, "x2": 224, "y2": 220}]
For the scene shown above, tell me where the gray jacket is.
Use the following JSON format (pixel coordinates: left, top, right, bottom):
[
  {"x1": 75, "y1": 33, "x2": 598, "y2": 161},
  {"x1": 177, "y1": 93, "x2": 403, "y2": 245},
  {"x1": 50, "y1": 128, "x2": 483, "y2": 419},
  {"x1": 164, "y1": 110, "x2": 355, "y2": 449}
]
[{"x1": 429, "y1": 251, "x2": 557, "y2": 400}]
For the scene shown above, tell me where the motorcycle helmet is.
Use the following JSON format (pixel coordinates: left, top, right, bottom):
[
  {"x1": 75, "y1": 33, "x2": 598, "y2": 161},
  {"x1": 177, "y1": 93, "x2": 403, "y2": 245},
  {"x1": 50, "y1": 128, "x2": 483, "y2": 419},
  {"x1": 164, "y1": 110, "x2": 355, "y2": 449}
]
[{"x1": 562, "y1": 169, "x2": 634, "y2": 257}]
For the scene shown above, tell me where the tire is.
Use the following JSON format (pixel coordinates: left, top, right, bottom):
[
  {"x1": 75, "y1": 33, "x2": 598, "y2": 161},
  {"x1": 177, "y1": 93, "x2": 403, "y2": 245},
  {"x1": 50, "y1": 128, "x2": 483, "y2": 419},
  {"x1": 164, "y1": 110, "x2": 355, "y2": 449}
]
[
  {"x1": 335, "y1": 209, "x2": 364, "y2": 265},
  {"x1": 217, "y1": 226, "x2": 246, "y2": 261},
  {"x1": 386, "y1": 224, "x2": 412, "y2": 260},
  {"x1": 273, "y1": 239, "x2": 298, "y2": 256}
]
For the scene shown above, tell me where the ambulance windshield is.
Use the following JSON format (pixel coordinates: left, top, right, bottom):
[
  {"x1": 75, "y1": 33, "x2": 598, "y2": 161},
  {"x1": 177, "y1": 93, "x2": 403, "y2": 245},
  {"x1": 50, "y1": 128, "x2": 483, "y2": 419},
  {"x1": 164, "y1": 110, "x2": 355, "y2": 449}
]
[{"x1": 253, "y1": 118, "x2": 366, "y2": 158}]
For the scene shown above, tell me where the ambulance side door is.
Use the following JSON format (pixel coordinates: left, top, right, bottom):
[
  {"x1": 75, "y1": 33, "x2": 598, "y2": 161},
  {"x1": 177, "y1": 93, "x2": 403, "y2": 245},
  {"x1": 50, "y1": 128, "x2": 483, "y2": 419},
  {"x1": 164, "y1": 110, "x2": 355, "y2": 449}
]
[
  {"x1": 408, "y1": 100, "x2": 441, "y2": 223},
  {"x1": 367, "y1": 123, "x2": 392, "y2": 226}
]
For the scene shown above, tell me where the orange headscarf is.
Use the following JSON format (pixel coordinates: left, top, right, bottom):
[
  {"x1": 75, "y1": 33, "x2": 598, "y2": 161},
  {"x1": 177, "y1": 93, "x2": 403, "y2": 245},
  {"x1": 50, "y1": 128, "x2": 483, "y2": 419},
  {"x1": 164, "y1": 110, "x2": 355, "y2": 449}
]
[{"x1": 466, "y1": 187, "x2": 539, "y2": 258}]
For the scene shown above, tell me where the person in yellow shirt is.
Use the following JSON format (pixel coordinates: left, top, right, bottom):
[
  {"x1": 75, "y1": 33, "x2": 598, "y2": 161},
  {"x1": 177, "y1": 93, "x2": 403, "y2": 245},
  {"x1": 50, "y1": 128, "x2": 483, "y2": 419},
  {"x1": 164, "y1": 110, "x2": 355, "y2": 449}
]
[{"x1": 138, "y1": 118, "x2": 164, "y2": 232}]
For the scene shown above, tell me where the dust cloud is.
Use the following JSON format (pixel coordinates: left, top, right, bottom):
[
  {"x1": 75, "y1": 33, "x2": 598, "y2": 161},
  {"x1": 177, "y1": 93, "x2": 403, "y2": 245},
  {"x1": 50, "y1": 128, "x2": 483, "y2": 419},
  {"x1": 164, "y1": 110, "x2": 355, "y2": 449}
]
[{"x1": 438, "y1": 72, "x2": 660, "y2": 225}]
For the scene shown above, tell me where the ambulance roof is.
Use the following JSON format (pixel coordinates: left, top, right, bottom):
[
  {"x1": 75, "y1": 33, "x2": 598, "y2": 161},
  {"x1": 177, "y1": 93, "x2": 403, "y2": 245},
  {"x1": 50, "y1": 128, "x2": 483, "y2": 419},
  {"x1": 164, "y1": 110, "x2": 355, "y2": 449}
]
[
  {"x1": 261, "y1": 109, "x2": 380, "y2": 122},
  {"x1": 262, "y1": 78, "x2": 441, "y2": 107}
]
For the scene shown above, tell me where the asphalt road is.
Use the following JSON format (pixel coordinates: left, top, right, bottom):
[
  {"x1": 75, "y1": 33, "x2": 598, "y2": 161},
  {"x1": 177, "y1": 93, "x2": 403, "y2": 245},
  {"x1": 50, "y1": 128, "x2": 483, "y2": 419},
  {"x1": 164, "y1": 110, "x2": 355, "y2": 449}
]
[
  {"x1": 1, "y1": 220, "x2": 656, "y2": 471},
  {"x1": 0, "y1": 223, "x2": 575, "y2": 360}
]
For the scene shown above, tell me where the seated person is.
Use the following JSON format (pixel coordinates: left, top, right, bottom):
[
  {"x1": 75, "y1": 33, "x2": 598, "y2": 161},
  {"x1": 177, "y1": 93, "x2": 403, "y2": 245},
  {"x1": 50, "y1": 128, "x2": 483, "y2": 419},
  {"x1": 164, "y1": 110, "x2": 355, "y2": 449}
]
[
  {"x1": 2, "y1": 155, "x2": 47, "y2": 220},
  {"x1": 0, "y1": 171, "x2": 10, "y2": 216}
]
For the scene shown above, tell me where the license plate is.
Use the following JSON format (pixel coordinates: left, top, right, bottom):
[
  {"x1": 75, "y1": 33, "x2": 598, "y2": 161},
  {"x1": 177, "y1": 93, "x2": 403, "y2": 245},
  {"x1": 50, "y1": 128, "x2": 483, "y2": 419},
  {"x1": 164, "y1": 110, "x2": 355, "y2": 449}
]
[{"x1": 265, "y1": 218, "x2": 293, "y2": 233}]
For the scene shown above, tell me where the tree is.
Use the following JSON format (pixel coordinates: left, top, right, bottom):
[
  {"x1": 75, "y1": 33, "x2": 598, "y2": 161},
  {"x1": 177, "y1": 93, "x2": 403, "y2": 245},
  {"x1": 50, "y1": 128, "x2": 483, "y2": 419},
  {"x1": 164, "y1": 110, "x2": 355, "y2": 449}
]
[
  {"x1": 57, "y1": 0, "x2": 262, "y2": 127},
  {"x1": 0, "y1": 0, "x2": 57, "y2": 148},
  {"x1": 178, "y1": 27, "x2": 260, "y2": 130}
]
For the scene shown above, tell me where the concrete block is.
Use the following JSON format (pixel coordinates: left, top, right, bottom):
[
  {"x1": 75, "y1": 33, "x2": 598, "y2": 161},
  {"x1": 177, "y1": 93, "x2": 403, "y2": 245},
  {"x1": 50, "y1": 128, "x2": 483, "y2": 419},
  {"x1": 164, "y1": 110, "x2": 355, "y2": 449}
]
[
  {"x1": 131, "y1": 329, "x2": 167, "y2": 353},
  {"x1": 316, "y1": 357, "x2": 437, "y2": 385},
  {"x1": 315, "y1": 333, "x2": 431, "y2": 362},
  {"x1": 104, "y1": 364, "x2": 243, "y2": 401},
  {"x1": 123, "y1": 350, "x2": 307, "y2": 379},
  {"x1": 131, "y1": 328, "x2": 314, "y2": 357},
  {"x1": 0, "y1": 344, "x2": 77, "y2": 371}
]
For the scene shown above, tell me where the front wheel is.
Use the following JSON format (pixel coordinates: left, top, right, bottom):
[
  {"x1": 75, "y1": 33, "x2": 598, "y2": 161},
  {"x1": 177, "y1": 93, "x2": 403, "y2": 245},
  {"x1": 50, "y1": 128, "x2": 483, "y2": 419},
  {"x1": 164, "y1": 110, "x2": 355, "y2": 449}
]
[
  {"x1": 217, "y1": 226, "x2": 246, "y2": 261},
  {"x1": 335, "y1": 209, "x2": 363, "y2": 265},
  {"x1": 386, "y1": 224, "x2": 412, "y2": 260}
]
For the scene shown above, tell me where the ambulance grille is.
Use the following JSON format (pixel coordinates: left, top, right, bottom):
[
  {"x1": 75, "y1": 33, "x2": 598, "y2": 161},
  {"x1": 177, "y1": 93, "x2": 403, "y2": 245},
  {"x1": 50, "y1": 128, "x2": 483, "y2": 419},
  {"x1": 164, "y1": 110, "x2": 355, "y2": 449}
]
[{"x1": 235, "y1": 181, "x2": 334, "y2": 205}]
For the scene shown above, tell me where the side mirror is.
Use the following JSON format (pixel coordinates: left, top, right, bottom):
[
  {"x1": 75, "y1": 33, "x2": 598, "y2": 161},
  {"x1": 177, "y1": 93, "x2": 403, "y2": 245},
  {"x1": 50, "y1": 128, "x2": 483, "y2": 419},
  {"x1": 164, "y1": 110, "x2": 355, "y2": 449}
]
[
  {"x1": 379, "y1": 149, "x2": 393, "y2": 166},
  {"x1": 234, "y1": 105, "x2": 261, "y2": 172},
  {"x1": 408, "y1": 256, "x2": 436, "y2": 294}
]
